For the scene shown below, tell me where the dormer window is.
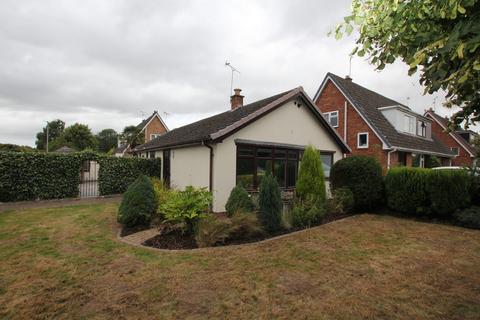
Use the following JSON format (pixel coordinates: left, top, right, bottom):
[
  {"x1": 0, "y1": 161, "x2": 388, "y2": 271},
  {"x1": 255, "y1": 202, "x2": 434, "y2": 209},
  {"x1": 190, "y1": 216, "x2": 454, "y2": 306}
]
[
  {"x1": 324, "y1": 111, "x2": 339, "y2": 128},
  {"x1": 403, "y1": 115, "x2": 415, "y2": 134},
  {"x1": 417, "y1": 120, "x2": 427, "y2": 137}
]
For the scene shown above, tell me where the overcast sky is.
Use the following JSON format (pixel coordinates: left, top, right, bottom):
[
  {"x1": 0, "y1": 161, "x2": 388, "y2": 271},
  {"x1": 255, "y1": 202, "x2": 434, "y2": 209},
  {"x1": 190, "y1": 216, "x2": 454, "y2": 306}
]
[{"x1": 0, "y1": 0, "x2": 469, "y2": 147}]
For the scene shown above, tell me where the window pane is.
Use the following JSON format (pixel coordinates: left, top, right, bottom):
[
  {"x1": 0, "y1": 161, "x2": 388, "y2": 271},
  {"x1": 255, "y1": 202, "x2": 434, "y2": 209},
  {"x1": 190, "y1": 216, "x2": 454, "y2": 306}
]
[
  {"x1": 320, "y1": 154, "x2": 333, "y2": 178},
  {"x1": 238, "y1": 146, "x2": 254, "y2": 157},
  {"x1": 287, "y1": 150, "x2": 298, "y2": 160},
  {"x1": 358, "y1": 133, "x2": 368, "y2": 147},
  {"x1": 286, "y1": 160, "x2": 297, "y2": 187},
  {"x1": 236, "y1": 158, "x2": 254, "y2": 189},
  {"x1": 257, "y1": 159, "x2": 272, "y2": 186},
  {"x1": 257, "y1": 148, "x2": 272, "y2": 158},
  {"x1": 274, "y1": 148, "x2": 287, "y2": 159},
  {"x1": 274, "y1": 160, "x2": 286, "y2": 187},
  {"x1": 330, "y1": 113, "x2": 338, "y2": 127}
]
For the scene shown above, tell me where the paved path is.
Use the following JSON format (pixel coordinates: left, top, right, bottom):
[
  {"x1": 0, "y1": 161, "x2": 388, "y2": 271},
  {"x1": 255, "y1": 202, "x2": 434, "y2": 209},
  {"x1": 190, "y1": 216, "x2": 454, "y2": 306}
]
[
  {"x1": 121, "y1": 228, "x2": 160, "y2": 246},
  {"x1": 0, "y1": 195, "x2": 121, "y2": 212}
]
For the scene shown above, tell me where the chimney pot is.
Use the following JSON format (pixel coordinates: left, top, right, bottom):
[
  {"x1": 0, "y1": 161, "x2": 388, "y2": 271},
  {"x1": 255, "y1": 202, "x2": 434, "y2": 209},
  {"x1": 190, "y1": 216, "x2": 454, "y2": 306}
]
[
  {"x1": 230, "y1": 88, "x2": 244, "y2": 110},
  {"x1": 345, "y1": 75, "x2": 352, "y2": 81}
]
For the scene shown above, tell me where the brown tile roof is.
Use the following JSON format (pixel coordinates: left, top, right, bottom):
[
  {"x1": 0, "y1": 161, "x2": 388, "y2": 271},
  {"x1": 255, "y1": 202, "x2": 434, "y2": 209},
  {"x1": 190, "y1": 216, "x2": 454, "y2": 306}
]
[
  {"x1": 315, "y1": 73, "x2": 454, "y2": 157},
  {"x1": 425, "y1": 109, "x2": 476, "y2": 157},
  {"x1": 133, "y1": 87, "x2": 350, "y2": 153}
]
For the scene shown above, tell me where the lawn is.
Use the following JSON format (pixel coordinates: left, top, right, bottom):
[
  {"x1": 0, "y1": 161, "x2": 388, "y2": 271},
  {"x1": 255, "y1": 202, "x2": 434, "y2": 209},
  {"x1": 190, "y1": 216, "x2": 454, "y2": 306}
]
[{"x1": 1, "y1": 202, "x2": 479, "y2": 319}]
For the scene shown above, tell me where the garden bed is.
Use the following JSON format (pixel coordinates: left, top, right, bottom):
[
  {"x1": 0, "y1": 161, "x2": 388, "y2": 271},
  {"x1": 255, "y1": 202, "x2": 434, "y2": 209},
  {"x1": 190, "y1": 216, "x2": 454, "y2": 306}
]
[{"x1": 139, "y1": 210, "x2": 354, "y2": 250}]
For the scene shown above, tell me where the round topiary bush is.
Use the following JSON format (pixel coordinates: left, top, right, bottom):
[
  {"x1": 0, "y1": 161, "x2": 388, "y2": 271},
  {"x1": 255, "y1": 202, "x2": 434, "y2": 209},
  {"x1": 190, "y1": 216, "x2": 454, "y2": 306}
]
[
  {"x1": 225, "y1": 184, "x2": 255, "y2": 216},
  {"x1": 117, "y1": 175, "x2": 157, "y2": 227},
  {"x1": 330, "y1": 156, "x2": 383, "y2": 210}
]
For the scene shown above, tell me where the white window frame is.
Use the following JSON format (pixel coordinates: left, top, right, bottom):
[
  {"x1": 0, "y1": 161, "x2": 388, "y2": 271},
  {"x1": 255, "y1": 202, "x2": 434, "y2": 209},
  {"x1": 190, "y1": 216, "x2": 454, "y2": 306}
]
[
  {"x1": 451, "y1": 147, "x2": 460, "y2": 156},
  {"x1": 417, "y1": 120, "x2": 427, "y2": 137},
  {"x1": 357, "y1": 132, "x2": 369, "y2": 149},
  {"x1": 403, "y1": 115, "x2": 415, "y2": 134},
  {"x1": 324, "y1": 111, "x2": 339, "y2": 128},
  {"x1": 150, "y1": 133, "x2": 161, "y2": 140}
]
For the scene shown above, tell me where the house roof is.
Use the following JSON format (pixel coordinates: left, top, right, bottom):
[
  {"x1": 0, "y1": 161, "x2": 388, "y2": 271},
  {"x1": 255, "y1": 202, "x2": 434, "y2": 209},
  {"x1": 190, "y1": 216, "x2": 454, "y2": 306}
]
[
  {"x1": 314, "y1": 73, "x2": 454, "y2": 157},
  {"x1": 114, "y1": 144, "x2": 129, "y2": 154},
  {"x1": 133, "y1": 87, "x2": 350, "y2": 153},
  {"x1": 53, "y1": 146, "x2": 77, "y2": 153},
  {"x1": 137, "y1": 111, "x2": 169, "y2": 132},
  {"x1": 424, "y1": 109, "x2": 476, "y2": 157}
]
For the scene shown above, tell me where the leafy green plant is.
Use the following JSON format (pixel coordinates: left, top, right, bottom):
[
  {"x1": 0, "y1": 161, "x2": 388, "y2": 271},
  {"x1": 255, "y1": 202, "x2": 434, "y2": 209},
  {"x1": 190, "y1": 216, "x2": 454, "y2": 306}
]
[
  {"x1": 330, "y1": 156, "x2": 383, "y2": 210},
  {"x1": 454, "y1": 206, "x2": 480, "y2": 229},
  {"x1": 195, "y1": 210, "x2": 263, "y2": 248},
  {"x1": 117, "y1": 175, "x2": 157, "y2": 227},
  {"x1": 427, "y1": 169, "x2": 471, "y2": 215},
  {"x1": 159, "y1": 186, "x2": 212, "y2": 233},
  {"x1": 291, "y1": 145, "x2": 327, "y2": 227},
  {"x1": 151, "y1": 177, "x2": 170, "y2": 205},
  {"x1": 385, "y1": 167, "x2": 429, "y2": 214},
  {"x1": 225, "y1": 184, "x2": 255, "y2": 216},
  {"x1": 258, "y1": 172, "x2": 283, "y2": 233},
  {"x1": 327, "y1": 187, "x2": 355, "y2": 215}
]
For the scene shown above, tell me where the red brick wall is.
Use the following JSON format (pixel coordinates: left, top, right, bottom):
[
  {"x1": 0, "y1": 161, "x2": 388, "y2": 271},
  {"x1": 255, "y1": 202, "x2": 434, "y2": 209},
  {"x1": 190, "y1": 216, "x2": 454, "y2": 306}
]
[
  {"x1": 315, "y1": 79, "x2": 389, "y2": 172},
  {"x1": 144, "y1": 116, "x2": 168, "y2": 142},
  {"x1": 426, "y1": 114, "x2": 473, "y2": 167}
]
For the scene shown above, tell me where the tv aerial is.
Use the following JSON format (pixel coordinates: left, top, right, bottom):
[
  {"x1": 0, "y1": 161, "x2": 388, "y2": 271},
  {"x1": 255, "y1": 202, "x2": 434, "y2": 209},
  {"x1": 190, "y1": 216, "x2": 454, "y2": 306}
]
[{"x1": 225, "y1": 61, "x2": 240, "y2": 96}]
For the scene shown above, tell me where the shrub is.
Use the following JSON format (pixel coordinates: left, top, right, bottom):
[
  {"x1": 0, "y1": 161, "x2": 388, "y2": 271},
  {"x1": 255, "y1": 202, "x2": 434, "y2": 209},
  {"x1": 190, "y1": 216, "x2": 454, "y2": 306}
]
[
  {"x1": 225, "y1": 184, "x2": 255, "y2": 216},
  {"x1": 98, "y1": 157, "x2": 161, "y2": 195},
  {"x1": 291, "y1": 146, "x2": 327, "y2": 227},
  {"x1": 151, "y1": 177, "x2": 170, "y2": 205},
  {"x1": 327, "y1": 187, "x2": 355, "y2": 215},
  {"x1": 258, "y1": 172, "x2": 283, "y2": 233},
  {"x1": 454, "y1": 206, "x2": 480, "y2": 229},
  {"x1": 330, "y1": 156, "x2": 383, "y2": 210},
  {"x1": 470, "y1": 175, "x2": 480, "y2": 206},
  {"x1": 426, "y1": 169, "x2": 471, "y2": 215},
  {"x1": 195, "y1": 210, "x2": 263, "y2": 248},
  {"x1": 117, "y1": 175, "x2": 157, "y2": 227},
  {"x1": 385, "y1": 167, "x2": 429, "y2": 214},
  {"x1": 159, "y1": 186, "x2": 212, "y2": 233}
]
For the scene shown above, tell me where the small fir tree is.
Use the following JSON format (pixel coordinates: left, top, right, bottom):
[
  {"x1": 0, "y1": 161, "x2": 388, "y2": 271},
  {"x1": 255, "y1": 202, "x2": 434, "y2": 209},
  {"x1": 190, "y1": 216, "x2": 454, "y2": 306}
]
[
  {"x1": 225, "y1": 184, "x2": 255, "y2": 216},
  {"x1": 258, "y1": 172, "x2": 283, "y2": 233}
]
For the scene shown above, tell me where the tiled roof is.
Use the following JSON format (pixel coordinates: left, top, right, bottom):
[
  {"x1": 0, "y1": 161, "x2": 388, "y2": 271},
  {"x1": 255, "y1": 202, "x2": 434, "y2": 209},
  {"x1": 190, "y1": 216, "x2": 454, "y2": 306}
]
[
  {"x1": 317, "y1": 73, "x2": 454, "y2": 157},
  {"x1": 53, "y1": 146, "x2": 77, "y2": 153},
  {"x1": 425, "y1": 109, "x2": 476, "y2": 156},
  {"x1": 133, "y1": 87, "x2": 350, "y2": 153}
]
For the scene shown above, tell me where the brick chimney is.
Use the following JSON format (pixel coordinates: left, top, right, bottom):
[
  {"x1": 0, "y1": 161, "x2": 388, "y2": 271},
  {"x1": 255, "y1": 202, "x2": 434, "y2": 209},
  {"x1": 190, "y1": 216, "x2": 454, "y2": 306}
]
[
  {"x1": 230, "y1": 88, "x2": 244, "y2": 110},
  {"x1": 345, "y1": 75, "x2": 352, "y2": 81}
]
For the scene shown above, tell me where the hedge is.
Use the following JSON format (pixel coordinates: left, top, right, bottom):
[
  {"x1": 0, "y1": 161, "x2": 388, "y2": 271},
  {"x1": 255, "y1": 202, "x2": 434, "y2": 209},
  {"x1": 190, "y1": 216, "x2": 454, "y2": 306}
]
[
  {"x1": 330, "y1": 156, "x2": 383, "y2": 210},
  {"x1": 0, "y1": 151, "x2": 161, "y2": 202},
  {"x1": 385, "y1": 167, "x2": 471, "y2": 216},
  {"x1": 98, "y1": 157, "x2": 161, "y2": 195}
]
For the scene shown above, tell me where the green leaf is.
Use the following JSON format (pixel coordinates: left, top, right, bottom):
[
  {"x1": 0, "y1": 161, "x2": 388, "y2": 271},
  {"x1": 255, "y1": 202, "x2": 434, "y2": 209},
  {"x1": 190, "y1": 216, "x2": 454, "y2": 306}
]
[
  {"x1": 335, "y1": 31, "x2": 343, "y2": 40},
  {"x1": 458, "y1": 5, "x2": 466, "y2": 14},
  {"x1": 345, "y1": 24, "x2": 353, "y2": 36},
  {"x1": 457, "y1": 43, "x2": 465, "y2": 59},
  {"x1": 473, "y1": 62, "x2": 480, "y2": 71}
]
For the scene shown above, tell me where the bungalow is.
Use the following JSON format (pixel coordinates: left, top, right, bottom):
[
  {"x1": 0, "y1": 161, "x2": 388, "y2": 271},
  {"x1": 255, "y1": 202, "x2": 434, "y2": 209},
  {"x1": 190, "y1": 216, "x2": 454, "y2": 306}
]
[
  {"x1": 424, "y1": 108, "x2": 477, "y2": 167},
  {"x1": 133, "y1": 87, "x2": 350, "y2": 212},
  {"x1": 314, "y1": 73, "x2": 455, "y2": 171}
]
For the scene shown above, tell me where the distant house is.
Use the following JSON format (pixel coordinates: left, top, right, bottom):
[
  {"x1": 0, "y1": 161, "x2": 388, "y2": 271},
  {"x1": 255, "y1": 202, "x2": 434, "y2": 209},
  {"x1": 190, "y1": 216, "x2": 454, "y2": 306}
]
[
  {"x1": 134, "y1": 88, "x2": 350, "y2": 212},
  {"x1": 115, "y1": 111, "x2": 169, "y2": 157},
  {"x1": 314, "y1": 73, "x2": 455, "y2": 171},
  {"x1": 424, "y1": 109, "x2": 477, "y2": 167}
]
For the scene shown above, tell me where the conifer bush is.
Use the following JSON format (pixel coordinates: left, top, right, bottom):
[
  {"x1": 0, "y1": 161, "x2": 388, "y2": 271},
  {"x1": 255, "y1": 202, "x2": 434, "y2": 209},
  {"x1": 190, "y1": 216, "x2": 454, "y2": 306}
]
[
  {"x1": 291, "y1": 145, "x2": 326, "y2": 228},
  {"x1": 385, "y1": 167, "x2": 429, "y2": 214},
  {"x1": 117, "y1": 175, "x2": 157, "y2": 227},
  {"x1": 330, "y1": 156, "x2": 383, "y2": 210},
  {"x1": 426, "y1": 169, "x2": 471, "y2": 215},
  {"x1": 225, "y1": 184, "x2": 255, "y2": 216},
  {"x1": 258, "y1": 172, "x2": 283, "y2": 233}
]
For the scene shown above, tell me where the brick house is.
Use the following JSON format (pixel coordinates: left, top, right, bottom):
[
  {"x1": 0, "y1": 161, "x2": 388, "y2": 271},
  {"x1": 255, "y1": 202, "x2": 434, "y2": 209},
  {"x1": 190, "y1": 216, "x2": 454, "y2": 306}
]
[
  {"x1": 424, "y1": 109, "x2": 477, "y2": 167},
  {"x1": 313, "y1": 73, "x2": 455, "y2": 171},
  {"x1": 115, "y1": 111, "x2": 169, "y2": 157}
]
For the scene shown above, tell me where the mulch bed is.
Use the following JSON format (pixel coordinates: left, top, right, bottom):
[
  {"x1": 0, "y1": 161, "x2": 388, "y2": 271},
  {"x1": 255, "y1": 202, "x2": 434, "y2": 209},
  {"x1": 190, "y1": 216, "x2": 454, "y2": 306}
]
[
  {"x1": 120, "y1": 224, "x2": 151, "y2": 237},
  {"x1": 138, "y1": 211, "x2": 354, "y2": 250}
]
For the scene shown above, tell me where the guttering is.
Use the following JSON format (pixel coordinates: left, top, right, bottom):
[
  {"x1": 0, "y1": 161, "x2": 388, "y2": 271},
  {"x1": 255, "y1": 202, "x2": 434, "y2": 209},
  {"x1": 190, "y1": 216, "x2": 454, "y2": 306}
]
[
  {"x1": 391, "y1": 146, "x2": 455, "y2": 158},
  {"x1": 202, "y1": 141, "x2": 214, "y2": 193},
  {"x1": 387, "y1": 148, "x2": 397, "y2": 169}
]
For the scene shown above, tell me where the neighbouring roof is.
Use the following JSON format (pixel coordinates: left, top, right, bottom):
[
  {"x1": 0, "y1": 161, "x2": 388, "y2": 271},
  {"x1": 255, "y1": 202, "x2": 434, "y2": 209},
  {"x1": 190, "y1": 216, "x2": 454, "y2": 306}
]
[
  {"x1": 114, "y1": 144, "x2": 129, "y2": 154},
  {"x1": 425, "y1": 109, "x2": 476, "y2": 157},
  {"x1": 53, "y1": 146, "x2": 77, "y2": 153},
  {"x1": 315, "y1": 73, "x2": 454, "y2": 157},
  {"x1": 133, "y1": 87, "x2": 350, "y2": 153},
  {"x1": 137, "y1": 111, "x2": 169, "y2": 132}
]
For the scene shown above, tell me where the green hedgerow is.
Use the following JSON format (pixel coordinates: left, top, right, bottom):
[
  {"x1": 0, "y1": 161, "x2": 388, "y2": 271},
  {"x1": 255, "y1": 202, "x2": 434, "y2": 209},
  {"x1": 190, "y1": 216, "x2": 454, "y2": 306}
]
[
  {"x1": 426, "y1": 169, "x2": 471, "y2": 215},
  {"x1": 330, "y1": 156, "x2": 383, "y2": 210},
  {"x1": 225, "y1": 184, "x2": 255, "y2": 216},
  {"x1": 117, "y1": 175, "x2": 157, "y2": 227},
  {"x1": 258, "y1": 172, "x2": 283, "y2": 233},
  {"x1": 291, "y1": 145, "x2": 327, "y2": 228},
  {"x1": 385, "y1": 167, "x2": 429, "y2": 214}
]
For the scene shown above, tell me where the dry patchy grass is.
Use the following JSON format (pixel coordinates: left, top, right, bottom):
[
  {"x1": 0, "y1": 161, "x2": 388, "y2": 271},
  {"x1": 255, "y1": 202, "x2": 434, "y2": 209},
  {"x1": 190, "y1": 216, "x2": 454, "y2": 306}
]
[{"x1": 0, "y1": 202, "x2": 479, "y2": 319}]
